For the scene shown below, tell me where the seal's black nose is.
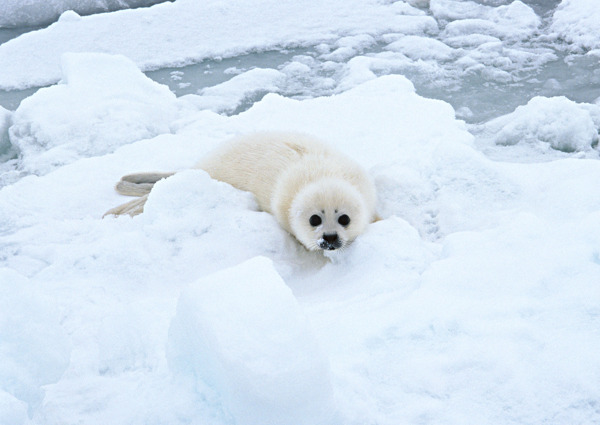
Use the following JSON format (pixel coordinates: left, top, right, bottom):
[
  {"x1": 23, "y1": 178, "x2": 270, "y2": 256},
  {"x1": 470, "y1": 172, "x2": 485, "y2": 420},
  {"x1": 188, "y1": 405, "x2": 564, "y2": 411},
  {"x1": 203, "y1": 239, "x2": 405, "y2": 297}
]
[{"x1": 323, "y1": 233, "x2": 338, "y2": 244}]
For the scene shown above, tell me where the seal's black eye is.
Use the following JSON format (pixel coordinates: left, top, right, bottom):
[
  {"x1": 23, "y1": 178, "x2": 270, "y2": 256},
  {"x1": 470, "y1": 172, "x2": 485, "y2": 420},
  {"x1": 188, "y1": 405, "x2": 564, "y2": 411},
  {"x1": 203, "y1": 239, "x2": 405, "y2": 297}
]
[
  {"x1": 338, "y1": 214, "x2": 350, "y2": 226},
  {"x1": 309, "y1": 215, "x2": 322, "y2": 227}
]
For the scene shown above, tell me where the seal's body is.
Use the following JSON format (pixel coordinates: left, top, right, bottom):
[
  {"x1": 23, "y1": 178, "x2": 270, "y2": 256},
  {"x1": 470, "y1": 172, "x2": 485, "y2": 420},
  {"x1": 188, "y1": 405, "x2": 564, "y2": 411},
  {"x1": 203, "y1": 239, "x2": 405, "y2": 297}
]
[{"x1": 106, "y1": 132, "x2": 377, "y2": 251}]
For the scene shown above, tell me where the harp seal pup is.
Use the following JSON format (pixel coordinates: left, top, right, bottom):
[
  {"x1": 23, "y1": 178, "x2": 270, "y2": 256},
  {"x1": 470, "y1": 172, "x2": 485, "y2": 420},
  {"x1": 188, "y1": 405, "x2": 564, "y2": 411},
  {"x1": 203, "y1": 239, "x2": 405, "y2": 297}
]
[{"x1": 105, "y1": 132, "x2": 378, "y2": 252}]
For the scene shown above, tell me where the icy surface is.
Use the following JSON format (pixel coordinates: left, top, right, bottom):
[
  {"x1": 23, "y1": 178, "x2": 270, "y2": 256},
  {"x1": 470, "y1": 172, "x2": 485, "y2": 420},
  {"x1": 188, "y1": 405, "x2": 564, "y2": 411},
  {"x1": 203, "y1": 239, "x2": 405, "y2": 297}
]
[{"x1": 0, "y1": 1, "x2": 600, "y2": 424}]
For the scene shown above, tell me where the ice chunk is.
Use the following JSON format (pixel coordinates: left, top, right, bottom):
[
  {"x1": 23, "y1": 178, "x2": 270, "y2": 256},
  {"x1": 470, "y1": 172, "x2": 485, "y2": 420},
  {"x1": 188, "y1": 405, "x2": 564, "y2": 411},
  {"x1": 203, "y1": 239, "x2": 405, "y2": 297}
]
[
  {"x1": 167, "y1": 256, "x2": 336, "y2": 425},
  {"x1": 191, "y1": 68, "x2": 286, "y2": 114},
  {"x1": 8, "y1": 52, "x2": 180, "y2": 175},
  {"x1": 430, "y1": 0, "x2": 491, "y2": 22},
  {"x1": 386, "y1": 36, "x2": 455, "y2": 61},
  {"x1": 0, "y1": 269, "x2": 71, "y2": 414},
  {"x1": 444, "y1": 19, "x2": 499, "y2": 38},
  {"x1": 320, "y1": 34, "x2": 377, "y2": 62},
  {"x1": 487, "y1": 1, "x2": 540, "y2": 39},
  {"x1": 437, "y1": 0, "x2": 539, "y2": 41},
  {"x1": 551, "y1": 0, "x2": 600, "y2": 51},
  {"x1": 480, "y1": 96, "x2": 600, "y2": 153}
]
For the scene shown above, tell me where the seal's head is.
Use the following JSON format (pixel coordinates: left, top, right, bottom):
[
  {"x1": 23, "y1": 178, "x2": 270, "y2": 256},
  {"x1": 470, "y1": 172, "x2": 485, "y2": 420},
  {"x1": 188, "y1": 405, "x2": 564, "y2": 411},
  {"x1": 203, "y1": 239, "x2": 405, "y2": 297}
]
[{"x1": 289, "y1": 178, "x2": 370, "y2": 252}]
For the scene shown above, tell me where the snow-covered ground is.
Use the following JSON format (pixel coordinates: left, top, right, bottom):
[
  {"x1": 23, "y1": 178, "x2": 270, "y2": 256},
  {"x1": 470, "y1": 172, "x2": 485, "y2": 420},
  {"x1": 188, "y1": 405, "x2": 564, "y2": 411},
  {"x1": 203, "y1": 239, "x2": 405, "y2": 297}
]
[{"x1": 1, "y1": 1, "x2": 600, "y2": 425}]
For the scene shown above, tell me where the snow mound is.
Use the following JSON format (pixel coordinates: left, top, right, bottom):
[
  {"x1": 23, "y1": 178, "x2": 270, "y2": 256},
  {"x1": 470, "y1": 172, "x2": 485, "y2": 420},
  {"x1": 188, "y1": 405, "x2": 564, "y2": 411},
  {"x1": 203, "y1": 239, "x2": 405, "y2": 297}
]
[
  {"x1": 551, "y1": 0, "x2": 600, "y2": 51},
  {"x1": 8, "y1": 52, "x2": 180, "y2": 175},
  {"x1": 167, "y1": 256, "x2": 336, "y2": 425},
  {"x1": 139, "y1": 169, "x2": 297, "y2": 269},
  {"x1": 0, "y1": 269, "x2": 71, "y2": 415},
  {"x1": 143, "y1": 169, "x2": 258, "y2": 220},
  {"x1": 335, "y1": 217, "x2": 435, "y2": 278},
  {"x1": 480, "y1": 96, "x2": 600, "y2": 153},
  {"x1": 0, "y1": 0, "x2": 167, "y2": 28}
]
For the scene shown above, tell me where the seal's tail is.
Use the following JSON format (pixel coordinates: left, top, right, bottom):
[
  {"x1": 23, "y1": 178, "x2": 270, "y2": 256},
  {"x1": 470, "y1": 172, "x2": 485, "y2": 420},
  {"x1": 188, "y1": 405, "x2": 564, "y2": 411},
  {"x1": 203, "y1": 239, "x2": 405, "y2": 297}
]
[{"x1": 104, "y1": 172, "x2": 174, "y2": 217}]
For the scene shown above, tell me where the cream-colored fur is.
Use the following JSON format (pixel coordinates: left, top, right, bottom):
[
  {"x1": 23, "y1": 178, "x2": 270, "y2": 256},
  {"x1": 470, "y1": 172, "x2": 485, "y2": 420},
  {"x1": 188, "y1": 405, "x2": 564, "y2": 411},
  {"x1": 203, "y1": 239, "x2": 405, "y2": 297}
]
[{"x1": 105, "y1": 132, "x2": 378, "y2": 251}]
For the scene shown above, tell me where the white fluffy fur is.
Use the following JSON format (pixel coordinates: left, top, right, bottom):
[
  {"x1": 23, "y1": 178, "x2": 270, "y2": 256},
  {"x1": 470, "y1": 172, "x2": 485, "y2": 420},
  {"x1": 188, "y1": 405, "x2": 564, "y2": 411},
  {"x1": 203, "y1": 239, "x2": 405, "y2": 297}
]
[{"x1": 105, "y1": 132, "x2": 378, "y2": 251}]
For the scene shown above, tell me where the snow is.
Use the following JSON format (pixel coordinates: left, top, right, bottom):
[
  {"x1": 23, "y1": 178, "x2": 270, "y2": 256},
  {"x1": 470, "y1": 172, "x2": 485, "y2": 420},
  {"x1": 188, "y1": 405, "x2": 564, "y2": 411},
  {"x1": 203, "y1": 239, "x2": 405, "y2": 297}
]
[{"x1": 1, "y1": 1, "x2": 600, "y2": 424}]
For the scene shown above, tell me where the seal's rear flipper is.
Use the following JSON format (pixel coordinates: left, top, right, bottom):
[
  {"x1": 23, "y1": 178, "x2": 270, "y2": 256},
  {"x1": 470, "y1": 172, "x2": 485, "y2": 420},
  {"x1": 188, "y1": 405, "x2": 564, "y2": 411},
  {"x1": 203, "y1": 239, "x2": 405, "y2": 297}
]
[
  {"x1": 103, "y1": 194, "x2": 149, "y2": 217},
  {"x1": 115, "y1": 172, "x2": 175, "y2": 196}
]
